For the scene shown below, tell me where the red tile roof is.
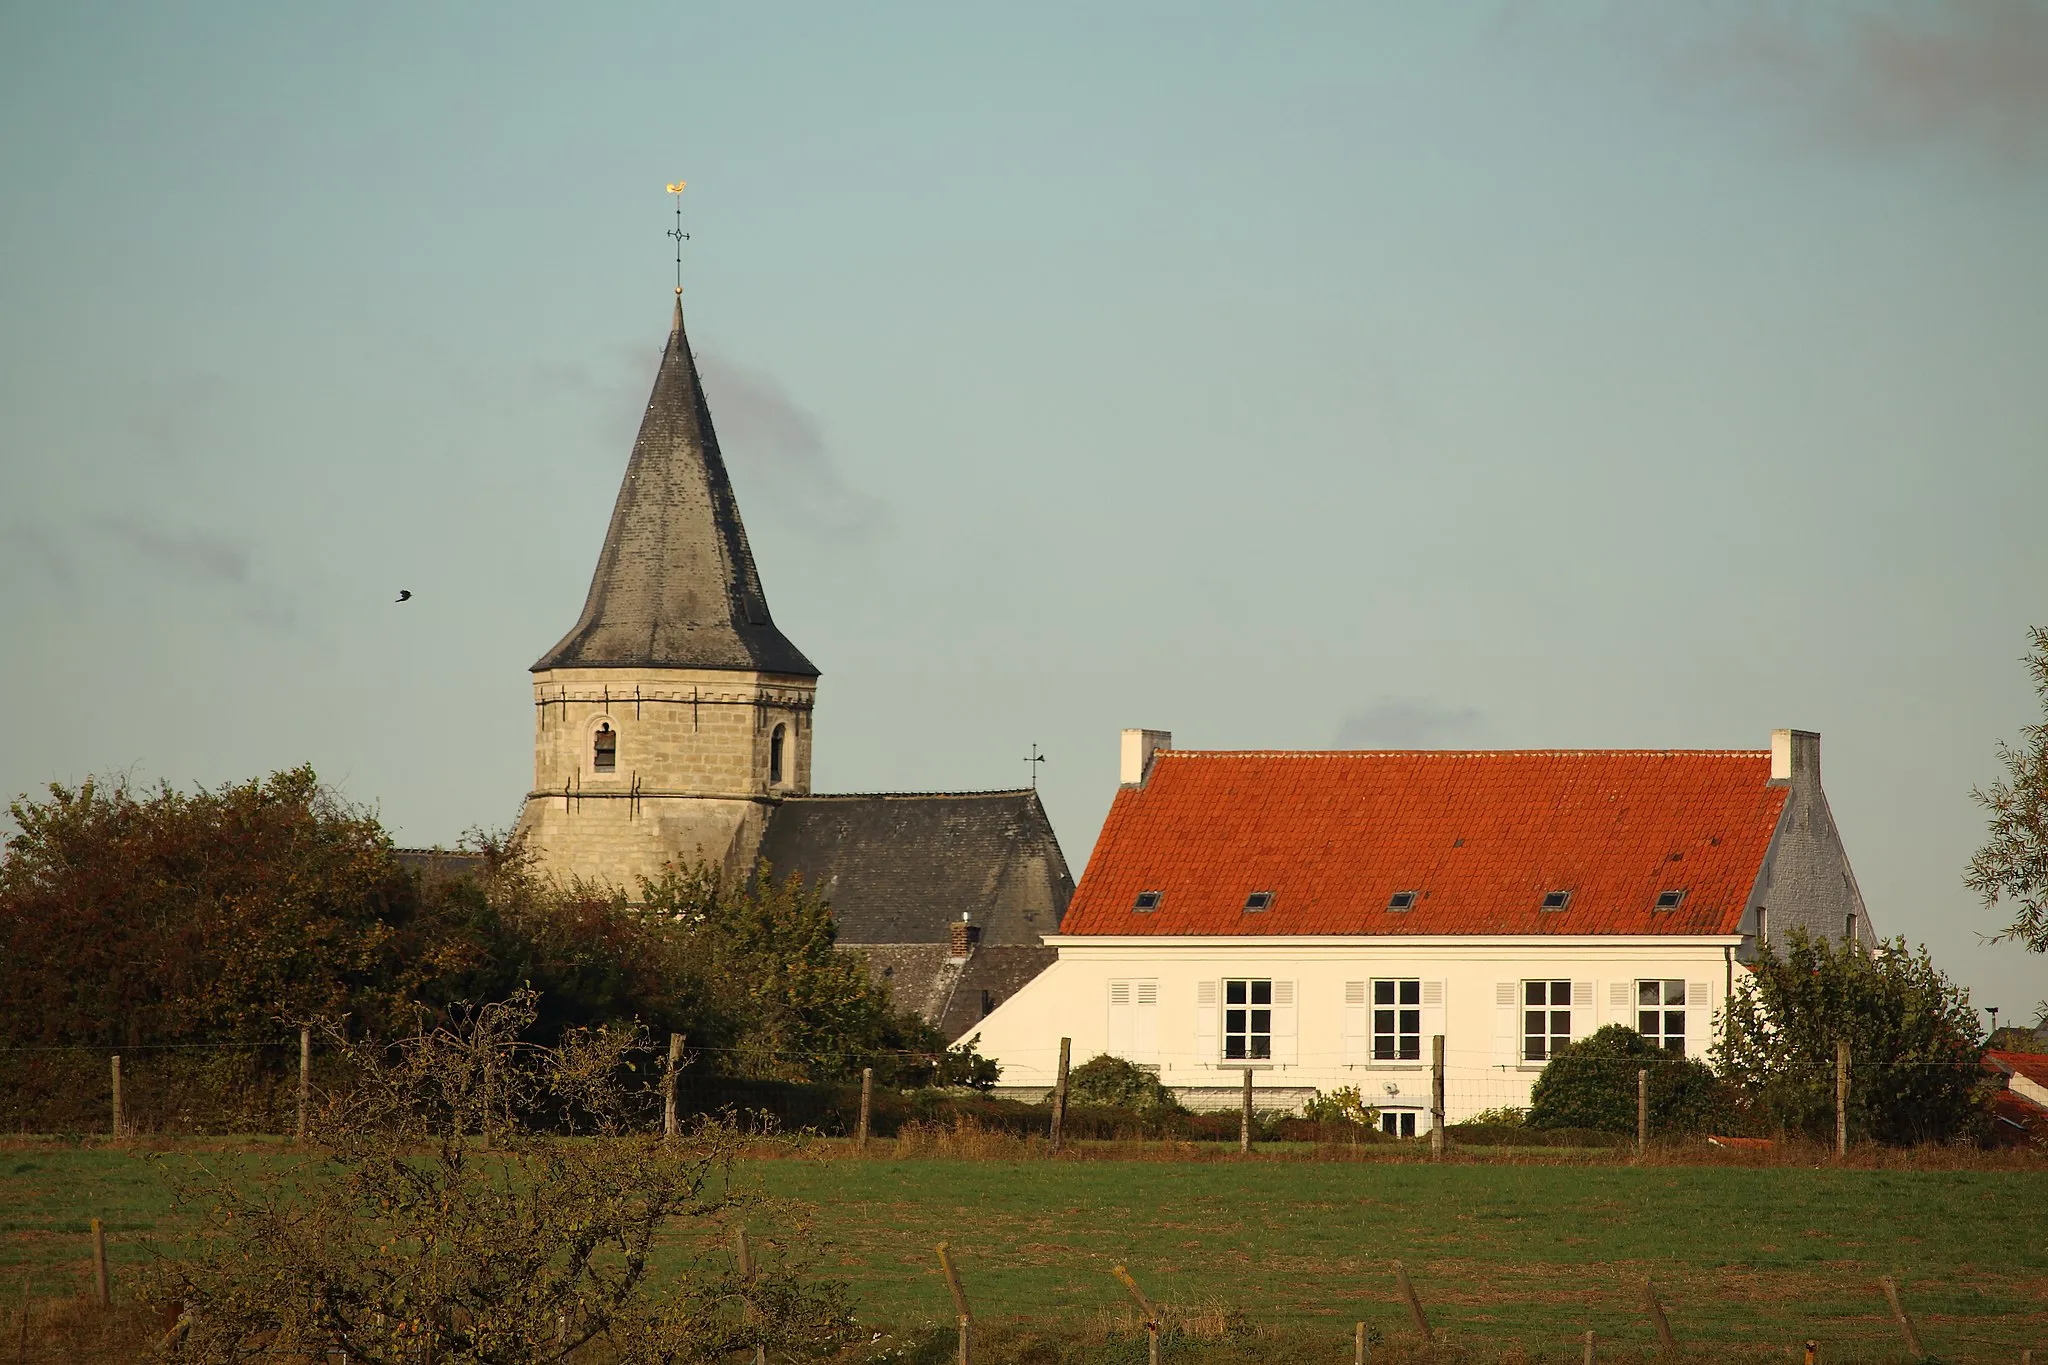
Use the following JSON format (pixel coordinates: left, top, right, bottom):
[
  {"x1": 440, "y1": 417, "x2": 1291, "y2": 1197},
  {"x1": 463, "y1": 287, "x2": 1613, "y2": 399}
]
[
  {"x1": 1985, "y1": 1050, "x2": 2048, "y2": 1095},
  {"x1": 1060, "y1": 750, "x2": 1787, "y2": 937}
]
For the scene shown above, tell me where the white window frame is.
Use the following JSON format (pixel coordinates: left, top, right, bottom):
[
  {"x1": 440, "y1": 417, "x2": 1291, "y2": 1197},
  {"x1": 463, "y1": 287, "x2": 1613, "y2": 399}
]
[
  {"x1": 1522, "y1": 979, "x2": 1574, "y2": 1064},
  {"x1": 1636, "y1": 979, "x2": 1687, "y2": 1053},
  {"x1": 1371, "y1": 978, "x2": 1422, "y2": 1063},
  {"x1": 1223, "y1": 978, "x2": 1273, "y2": 1062}
]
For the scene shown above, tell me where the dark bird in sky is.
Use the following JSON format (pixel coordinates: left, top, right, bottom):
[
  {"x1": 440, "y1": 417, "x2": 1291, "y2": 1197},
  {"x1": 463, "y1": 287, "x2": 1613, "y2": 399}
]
[{"x1": 395, "y1": 590, "x2": 412, "y2": 603}]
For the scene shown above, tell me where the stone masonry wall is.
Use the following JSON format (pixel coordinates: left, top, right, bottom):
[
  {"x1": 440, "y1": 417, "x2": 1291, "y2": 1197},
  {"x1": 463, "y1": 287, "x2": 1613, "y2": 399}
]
[{"x1": 517, "y1": 665, "x2": 815, "y2": 891}]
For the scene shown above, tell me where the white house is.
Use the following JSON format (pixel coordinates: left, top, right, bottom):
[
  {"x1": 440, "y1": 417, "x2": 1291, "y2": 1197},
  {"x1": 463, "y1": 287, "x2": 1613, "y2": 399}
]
[{"x1": 970, "y1": 728, "x2": 1872, "y2": 1132}]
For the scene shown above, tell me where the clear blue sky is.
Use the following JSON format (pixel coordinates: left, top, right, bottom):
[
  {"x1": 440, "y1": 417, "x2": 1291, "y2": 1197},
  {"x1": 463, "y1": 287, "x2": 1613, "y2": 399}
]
[{"x1": 2, "y1": 3, "x2": 2044, "y2": 1016}]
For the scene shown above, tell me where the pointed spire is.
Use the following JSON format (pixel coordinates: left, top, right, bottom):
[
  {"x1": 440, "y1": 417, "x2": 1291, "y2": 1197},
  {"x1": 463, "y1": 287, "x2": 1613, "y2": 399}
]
[{"x1": 533, "y1": 296, "x2": 818, "y2": 677}]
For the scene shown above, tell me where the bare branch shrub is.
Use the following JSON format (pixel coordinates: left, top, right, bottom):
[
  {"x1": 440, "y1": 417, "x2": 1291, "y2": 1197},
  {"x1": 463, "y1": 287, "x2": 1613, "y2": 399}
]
[{"x1": 143, "y1": 992, "x2": 857, "y2": 1363}]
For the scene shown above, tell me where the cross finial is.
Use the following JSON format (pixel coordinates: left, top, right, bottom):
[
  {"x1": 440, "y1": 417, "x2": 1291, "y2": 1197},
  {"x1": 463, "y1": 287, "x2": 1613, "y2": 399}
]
[
  {"x1": 1023, "y1": 743, "x2": 1046, "y2": 789},
  {"x1": 666, "y1": 181, "x2": 690, "y2": 294}
]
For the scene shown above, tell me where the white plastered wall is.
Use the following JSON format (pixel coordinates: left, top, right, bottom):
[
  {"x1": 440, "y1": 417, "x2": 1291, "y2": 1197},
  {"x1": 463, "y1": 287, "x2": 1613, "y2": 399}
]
[{"x1": 972, "y1": 936, "x2": 1740, "y2": 1119}]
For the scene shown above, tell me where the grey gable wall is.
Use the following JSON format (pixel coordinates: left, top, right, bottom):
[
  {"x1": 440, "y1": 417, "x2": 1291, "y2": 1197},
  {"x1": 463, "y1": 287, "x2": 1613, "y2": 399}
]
[{"x1": 1738, "y1": 729, "x2": 1874, "y2": 959}]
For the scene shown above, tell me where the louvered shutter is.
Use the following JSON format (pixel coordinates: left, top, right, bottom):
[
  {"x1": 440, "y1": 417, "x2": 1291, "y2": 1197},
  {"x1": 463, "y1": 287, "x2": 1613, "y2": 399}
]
[
  {"x1": 1195, "y1": 980, "x2": 1218, "y2": 1065},
  {"x1": 1495, "y1": 983, "x2": 1518, "y2": 1065},
  {"x1": 1421, "y1": 980, "x2": 1447, "y2": 1050},
  {"x1": 1271, "y1": 980, "x2": 1298, "y2": 1066},
  {"x1": 1344, "y1": 982, "x2": 1369, "y2": 1063},
  {"x1": 1608, "y1": 980, "x2": 1631, "y2": 1028},
  {"x1": 1571, "y1": 981, "x2": 1595, "y2": 1041},
  {"x1": 1108, "y1": 981, "x2": 1133, "y2": 1058},
  {"x1": 1685, "y1": 981, "x2": 1712, "y2": 1059},
  {"x1": 1134, "y1": 980, "x2": 1159, "y2": 1063}
]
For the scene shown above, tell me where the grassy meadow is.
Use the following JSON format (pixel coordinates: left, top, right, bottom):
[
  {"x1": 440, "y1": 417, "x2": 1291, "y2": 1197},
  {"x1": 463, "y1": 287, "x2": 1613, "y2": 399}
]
[{"x1": 3, "y1": 1137, "x2": 2045, "y2": 1362}]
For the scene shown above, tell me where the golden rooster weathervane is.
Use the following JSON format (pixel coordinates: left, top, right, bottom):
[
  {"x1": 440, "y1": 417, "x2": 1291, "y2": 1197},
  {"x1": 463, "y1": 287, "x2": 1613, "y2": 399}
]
[{"x1": 666, "y1": 181, "x2": 689, "y2": 294}]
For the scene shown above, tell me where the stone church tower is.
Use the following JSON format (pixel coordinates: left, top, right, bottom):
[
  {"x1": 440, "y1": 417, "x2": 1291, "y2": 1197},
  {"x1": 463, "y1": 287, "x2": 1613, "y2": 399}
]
[{"x1": 515, "y1": 291, "x2": 819, "y2": 891}]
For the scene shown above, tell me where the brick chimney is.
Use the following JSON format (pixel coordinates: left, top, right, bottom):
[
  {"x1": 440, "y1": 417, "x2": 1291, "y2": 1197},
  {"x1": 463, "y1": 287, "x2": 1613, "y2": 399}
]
[
  {"x1": 1120, "y1": 729, "x2": 1172, "y2": 786},
  {"x1": 947, "y1": 911, "x2": 980, "y2": 962}
]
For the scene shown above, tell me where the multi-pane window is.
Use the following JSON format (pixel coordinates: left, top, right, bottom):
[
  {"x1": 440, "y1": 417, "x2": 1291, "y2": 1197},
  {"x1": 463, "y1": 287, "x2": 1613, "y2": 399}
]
[
  {"x1": 1223, "y1": 980, "x2": 1272, "y2": 1060},
  {"x1": 1372, "y1": 979, "x2": 1421, "y2": 1061},
  {"x1": 1380, "y1": 1110, "x2": 1418, "y2": 1138},
  {"x1": 1523, "y1": 980, "x2": 1573, "y2": 1062},
  {"x1": 1637, "y1": 980, "x2": 1686, "y2": 1052}
]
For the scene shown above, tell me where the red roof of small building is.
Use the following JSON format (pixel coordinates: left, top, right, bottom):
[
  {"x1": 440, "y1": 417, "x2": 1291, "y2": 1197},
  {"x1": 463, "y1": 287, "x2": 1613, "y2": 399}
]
[
  {"x1": 1985, "y1": 1050, "x2": 2048, "y2": 1095},
  {"x1": 1060, "y1": 749, "x2": 1789, "y2": 937}
]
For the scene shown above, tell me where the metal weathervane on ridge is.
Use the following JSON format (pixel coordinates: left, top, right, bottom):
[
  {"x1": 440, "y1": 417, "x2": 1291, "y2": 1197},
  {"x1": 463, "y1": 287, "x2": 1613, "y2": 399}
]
[{"x1": 666, "y1": 180, "x2": 689, "y2": 294}]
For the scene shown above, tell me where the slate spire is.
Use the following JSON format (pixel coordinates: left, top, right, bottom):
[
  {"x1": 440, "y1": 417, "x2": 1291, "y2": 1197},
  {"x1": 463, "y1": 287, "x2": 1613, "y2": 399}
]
[{"x1": 534, "y1": 294, "x2": 818, "y2": 676}]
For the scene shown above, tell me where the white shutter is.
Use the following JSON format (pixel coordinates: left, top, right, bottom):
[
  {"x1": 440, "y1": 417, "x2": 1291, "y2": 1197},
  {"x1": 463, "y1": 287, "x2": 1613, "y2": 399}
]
[
  {"x1": 1685, "y1": 981, "x2": 1712, "y2": 1060},
  {"x1": 1271, "y1": 980, "x2": 1298, "y2": 1066},
  {"x1": 1421, "y1": 980, "x2": 1447, "y2": 1051},
  {"x1": 1608, "y1": 980, "x2": 1631, "y2": 1027},
  {"x1": 1108, "y1": 981, "x2": 1133, "y2": 1058},
  {"x1": 1134, "y1": 980, "x2": 1159, "y2": 1063},
  {"x1": 1571, "y1": 981, "x2": 1594, "y2": 1041},
  {"x1": 1344, "y1": 981, "x2": 1368, "y2": 1063},
  {"x1": 1195, "y1": 980, "x2": 1218, "y2": 1065},
  {"x1": 1495, "y1": 982, "x2": 1518, "y2": 1065}
]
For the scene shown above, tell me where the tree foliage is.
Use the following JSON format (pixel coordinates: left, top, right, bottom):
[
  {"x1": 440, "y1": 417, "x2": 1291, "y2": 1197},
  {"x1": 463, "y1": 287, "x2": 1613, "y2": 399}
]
[
  {"x1": 1527, "y1": 1025, "x2": 1729, "y2": 1136},
  {"x1": 1064, "y1": 1054, "x2": 1186, "y2": 1112},
  {"x1": 1967, "y1": 625, "x2": 2048, "y2": 959},
  {"x1": 145, "y1": 993, "x2": 858, "y2": 1363},
  {"x1": 0, "y1": 767, "x2": 994, "y2": 1093},
  {"x1": 1714, "y1": 930, "x2": 1987, "y2": 1145}
]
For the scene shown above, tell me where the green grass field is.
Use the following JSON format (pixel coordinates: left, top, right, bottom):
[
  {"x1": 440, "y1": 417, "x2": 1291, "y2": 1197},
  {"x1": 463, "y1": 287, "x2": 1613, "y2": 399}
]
[{"x1": 5, "y1": 1140, "x2": 2045, "y2": 1362}]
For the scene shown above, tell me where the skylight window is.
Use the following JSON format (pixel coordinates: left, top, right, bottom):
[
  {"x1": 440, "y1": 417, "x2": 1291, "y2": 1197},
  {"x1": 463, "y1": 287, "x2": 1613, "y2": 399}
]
[
  {"x1": 1655, "y1": 889, "x2": 1686, "y2": 911},
  {"x1": 1387, "y1": 891, "x2": 1418, "y2": 911},
  {"x1": 1540, "y1": 890, "x2": 1572, "y2": 911},
  {"x1": 1132, "y1": 890, "x2": 1162, "y2": 913},
  {"x1": 1242, "y1": 891, "x2": 1274, "y2": 913}
]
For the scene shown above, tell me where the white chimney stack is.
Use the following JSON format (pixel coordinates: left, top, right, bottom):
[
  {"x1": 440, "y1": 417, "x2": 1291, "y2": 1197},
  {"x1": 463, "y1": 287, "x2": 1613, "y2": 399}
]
[
  {"x1": 1770, "y1": 728, "x2": 1820, "y2": 783},
  {"x1": 1120, "y1": 729, "x2": 1171, "y2": 786}
]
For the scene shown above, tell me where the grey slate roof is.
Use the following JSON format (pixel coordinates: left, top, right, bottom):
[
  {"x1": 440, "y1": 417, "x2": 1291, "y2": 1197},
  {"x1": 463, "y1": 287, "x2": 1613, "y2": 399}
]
[
  {"x1": 758, "y1": 790, "x2": 1073, "y2": 947},
  {"x1": 533, "y1": 296, "x2": 817, "y2": 676}
]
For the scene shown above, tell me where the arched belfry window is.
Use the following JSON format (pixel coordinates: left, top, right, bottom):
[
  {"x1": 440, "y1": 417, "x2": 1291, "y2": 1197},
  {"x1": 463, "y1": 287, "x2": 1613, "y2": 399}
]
[
  {"x1": 593, "y1": 721, "x2": 617, "y2": 772},
  {"x1": 769, "y1": 723, "x2": 787, "y2": 785}
]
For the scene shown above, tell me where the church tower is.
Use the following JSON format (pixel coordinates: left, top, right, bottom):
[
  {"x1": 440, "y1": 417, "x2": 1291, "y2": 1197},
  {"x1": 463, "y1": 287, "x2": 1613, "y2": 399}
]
[{"x1": 515, "y1": 291, "x2": 819, "y2": 891}]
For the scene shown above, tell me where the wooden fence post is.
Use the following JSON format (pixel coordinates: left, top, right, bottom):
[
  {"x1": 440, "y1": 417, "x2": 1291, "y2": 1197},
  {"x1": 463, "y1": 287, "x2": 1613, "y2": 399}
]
[
  {"x1": 1239, "y1": 1068, "x2": 1254, "y2": 1153},
  {"x1": 90, "y1": 1219, "x2": 109, "y2": 1309},
  {"x1": 297, "y1": 1026, "x2": 312, "y2": 1144},
  {"x1": 16, "y1": 1271, "x2": 30, "y2": 1360},
  {"x1": 937, "y1": 1242, "x2": 974, "y2": 1365},
  {"x1": 1112, "y1": 1265, "x2": 1161, "y2": 1365},
  {"x1": 109, "y1": 1056, "x2": 122, "y2": 1140},
  {"x1": 664, "y1": 1033, "x2": 684, "y2": 1139},
  {"x1": 1802, "y1": 1339, "x2": 1817, "y2": 1365},
  {"x1": 1636, "y1": 1068, "x2": 1648, "y2": 1157},
  {"x1": 1835, "y1": 1039, "x2": 1850, "y2": 1156},
  {"x1": 734, "y1": 1226, "x2": 764, "y2": 1365},
  {"x1": 1393, "y1": 1261, "x2": 1431, "y2": 1345},
  {"x1": 1583, "y1": 1328, "x2": 1595, "y2": 1364},
  {"x1": 1049, "y1": 1038, "x2": 1071, "y2": 1153},
  {"x1": 1642, "y1": 1278, "x2": 1677, "y2": 1355},
  {"x1": 1354, "y1": 1320, "x2": 1369, "y2": 1364},
  {"x1": 857, "y1": 1066, "x2": 874, "y2": 1151},
  {"x1": 1430, "y1": 1035, "x2": 1446, "y2": 1157},
  {"x1": 1880, "y1": 1275, "x2": 1926, "y2": 1361}
]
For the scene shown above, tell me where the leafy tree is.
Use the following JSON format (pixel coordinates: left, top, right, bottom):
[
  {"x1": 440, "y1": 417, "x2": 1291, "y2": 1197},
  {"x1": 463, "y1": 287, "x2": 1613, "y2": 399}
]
[
  {"x1": 1300, "y1": 1085, "x2": 1378, "y2": 1126},
  {"x1": 1064, "y1": 1054, "x2": 1186, "y2": 1112},
  {"x1": 1714, "y1": 930, "x2": 1987, "y2": 1145},
  {"x1": 0, "y1": 768, "x2": 424, "y2": 1046},
  {"x1": 1967, "y1": 626, "x2": 2048, "y2": 972},
  {"x1": 1527, "y1": 1025, "x2": 1729, "y2": 1135},
  {"x1": 145, "y1": 993, "x2": 857, "y2": 1363}
]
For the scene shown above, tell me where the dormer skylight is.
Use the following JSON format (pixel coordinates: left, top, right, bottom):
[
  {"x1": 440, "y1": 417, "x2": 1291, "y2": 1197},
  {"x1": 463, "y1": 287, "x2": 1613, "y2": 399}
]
[
  {"x1": 1242, "y1": 891, "x2": 1274, "y2": 913},
  {"x1": 1132, "y1": 890, "x2": 1162, "y2": 912},
  {"x1": 1654, "y1": 889, "x2": 1686, "y2": 911},
  {"x1": 1540, "y1": 890, "x2": 1571, "y2": 911},
  {"x1": 1387, "y1": 891, "x2": 1418, "y2": 911}
]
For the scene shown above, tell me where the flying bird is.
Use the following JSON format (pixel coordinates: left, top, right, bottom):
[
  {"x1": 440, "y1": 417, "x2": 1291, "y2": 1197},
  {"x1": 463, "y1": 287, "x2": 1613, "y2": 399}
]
[{"x1": 395, "y1": 590, "x2": 412, "y2": 603}]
